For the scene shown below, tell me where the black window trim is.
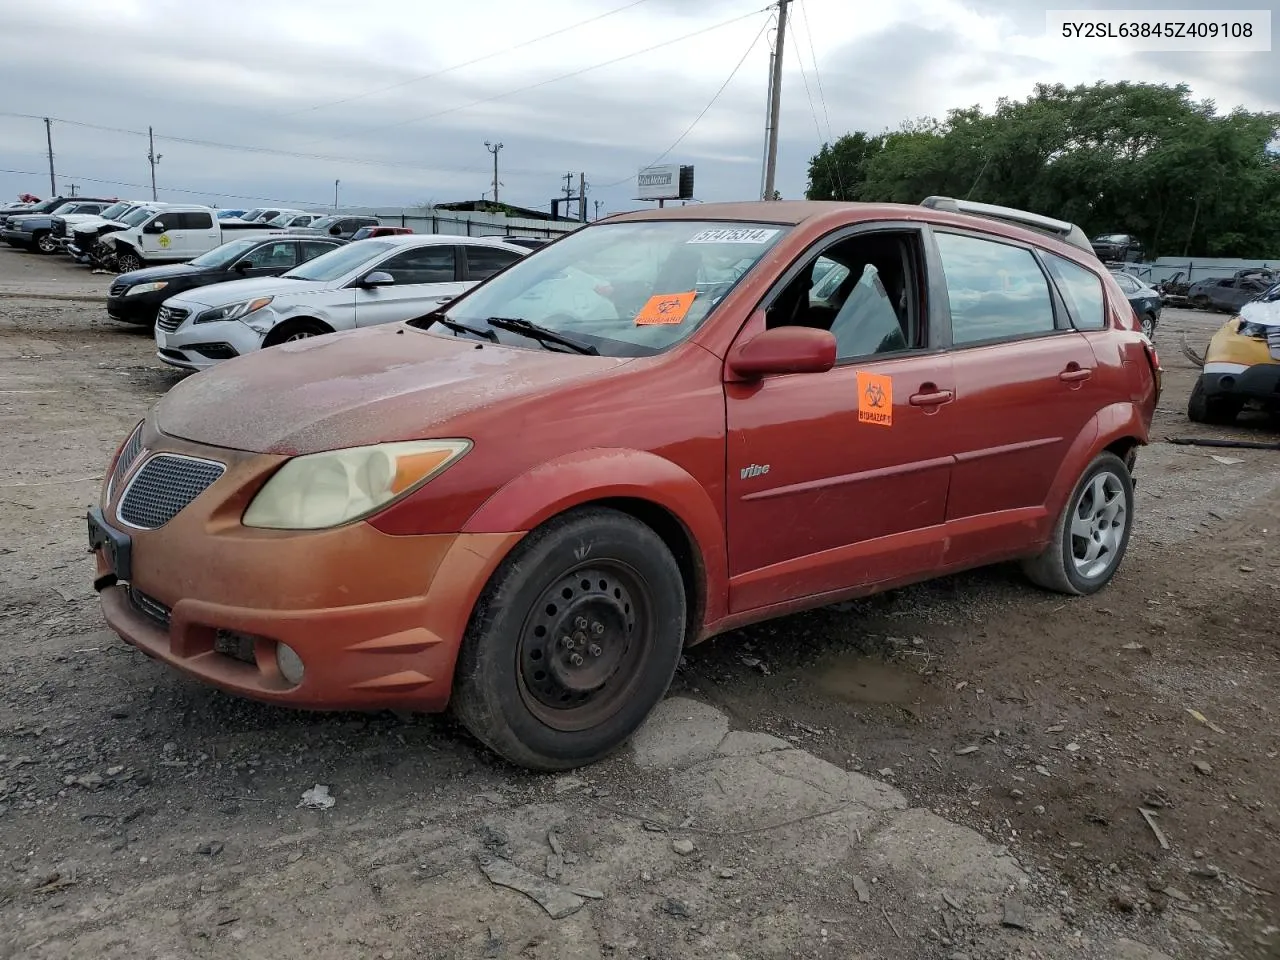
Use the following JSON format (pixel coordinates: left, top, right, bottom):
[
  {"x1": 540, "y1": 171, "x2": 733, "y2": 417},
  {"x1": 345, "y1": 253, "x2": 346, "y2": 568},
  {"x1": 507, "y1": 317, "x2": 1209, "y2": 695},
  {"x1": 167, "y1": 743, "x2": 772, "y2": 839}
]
[
  {"x1": 752, "y1": 219, "x2": 943, "y2": 364},
  {"x1": 927, "y1": 225, "x2": 1075, "y2": 351}
]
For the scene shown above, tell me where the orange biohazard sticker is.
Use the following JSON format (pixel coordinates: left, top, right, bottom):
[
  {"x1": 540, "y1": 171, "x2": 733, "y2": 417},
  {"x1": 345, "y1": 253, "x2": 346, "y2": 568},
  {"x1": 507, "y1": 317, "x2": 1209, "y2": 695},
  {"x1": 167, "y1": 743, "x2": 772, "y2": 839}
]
[
  {"x1": 857, "y1": 372, "x2": 893, "y2": 426},
  {"x1": 635, "y1": 291, "x2": 697, "y2": 326}
]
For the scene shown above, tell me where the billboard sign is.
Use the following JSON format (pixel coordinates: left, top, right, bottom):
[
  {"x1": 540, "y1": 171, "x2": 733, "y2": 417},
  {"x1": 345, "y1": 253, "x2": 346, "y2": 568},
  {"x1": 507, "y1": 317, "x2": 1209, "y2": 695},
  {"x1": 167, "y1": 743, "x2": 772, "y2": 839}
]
[{"x1": 636, "y1": 164, "x2": 694, "y2": 201}]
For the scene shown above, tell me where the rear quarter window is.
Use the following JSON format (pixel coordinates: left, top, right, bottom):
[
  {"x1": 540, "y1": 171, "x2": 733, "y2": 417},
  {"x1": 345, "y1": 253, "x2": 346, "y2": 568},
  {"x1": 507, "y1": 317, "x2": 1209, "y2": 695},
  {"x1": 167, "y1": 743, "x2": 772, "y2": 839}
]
[{"x1": 1045, "y1": 254, "x2": 1107, "y2": 331}]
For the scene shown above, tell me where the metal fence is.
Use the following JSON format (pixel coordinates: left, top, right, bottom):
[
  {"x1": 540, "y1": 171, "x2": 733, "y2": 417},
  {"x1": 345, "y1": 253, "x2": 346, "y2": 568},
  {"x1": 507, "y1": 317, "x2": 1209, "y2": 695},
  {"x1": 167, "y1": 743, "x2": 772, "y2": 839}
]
[{"x1": 1112, "y1": 257, "x2": 1277, "y2": 285}]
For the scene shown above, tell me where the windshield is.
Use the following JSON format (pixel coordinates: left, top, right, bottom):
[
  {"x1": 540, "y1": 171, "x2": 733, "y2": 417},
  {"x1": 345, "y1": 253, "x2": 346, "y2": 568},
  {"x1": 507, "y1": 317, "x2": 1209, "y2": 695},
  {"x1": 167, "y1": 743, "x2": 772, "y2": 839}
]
[
  {"x1": 282, "y1": 239, "x2": 395, "y2": 281},
  {"x1": 121, "y1": 207, "x2": 156, "y2": 227},
  {"x1": 238, "y1": 209, "x2": 265, "y2": 221},
  {"x1": 189, "y1": 237, "x2": 263, "y2": 268},
  {"x1": 1093, "y1": 234, "x2": 1129, "y2": 243},
  {"x1": 50, "y1": 202, "x2": 79, "y2": 215},
  {"x1": 431, "y1": 220, "x2": 787, "y2": 356},
  {"x1": 307, "y1": 216, "x2": 340, "y2": 231},
  {"x1": 99, "y1": 202, "x2": 130, "y2": 220}
]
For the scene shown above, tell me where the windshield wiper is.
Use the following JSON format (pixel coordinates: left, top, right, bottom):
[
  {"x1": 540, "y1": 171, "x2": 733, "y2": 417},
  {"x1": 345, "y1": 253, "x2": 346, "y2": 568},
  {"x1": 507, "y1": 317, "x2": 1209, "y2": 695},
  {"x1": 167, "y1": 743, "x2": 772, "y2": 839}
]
[
  {"x1": 485, "y1": 316, "x2": 598, "y2": 355},
  {"x1": 433, "y1": 315, "x2": 498, "y2": 341}
]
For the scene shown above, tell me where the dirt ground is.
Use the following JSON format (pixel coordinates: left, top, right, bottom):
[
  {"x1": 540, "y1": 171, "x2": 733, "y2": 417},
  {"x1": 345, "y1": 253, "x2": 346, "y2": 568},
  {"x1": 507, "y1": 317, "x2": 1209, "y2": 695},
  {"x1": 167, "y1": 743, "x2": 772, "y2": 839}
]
[{"x1": 0, "y1": 247, "x2": 1277, "y2": 960}]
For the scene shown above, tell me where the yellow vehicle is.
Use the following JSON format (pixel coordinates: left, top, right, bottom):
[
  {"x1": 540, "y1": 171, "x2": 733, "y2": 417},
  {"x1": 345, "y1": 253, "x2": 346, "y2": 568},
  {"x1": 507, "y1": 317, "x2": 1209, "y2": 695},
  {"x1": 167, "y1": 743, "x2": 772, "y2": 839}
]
[{"x1": 1188, "y1": 289, "x2": 1280, "y2": 425}]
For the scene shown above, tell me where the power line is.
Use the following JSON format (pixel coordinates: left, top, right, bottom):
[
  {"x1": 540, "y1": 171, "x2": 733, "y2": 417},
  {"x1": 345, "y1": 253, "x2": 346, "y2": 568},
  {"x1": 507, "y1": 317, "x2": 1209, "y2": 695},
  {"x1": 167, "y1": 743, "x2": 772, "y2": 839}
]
[
  {"x1": 285, "y1": 0, "x2": 654, "y2": 117},
  {"x1": 797, "y1": 0, "x2": 834, "y2": 141},
  {"x1": 788, "y1": 17, "x2": 845, "y2": 200},
  {"x1": 360, "y1": 6, "x2": 774, "y2": 136},
  {"x1": 597, "y1": 13, "x2": 773, "y2": 189},
  {"x1": 0, "y1": 168, "x2": 331, "y2": 207}
]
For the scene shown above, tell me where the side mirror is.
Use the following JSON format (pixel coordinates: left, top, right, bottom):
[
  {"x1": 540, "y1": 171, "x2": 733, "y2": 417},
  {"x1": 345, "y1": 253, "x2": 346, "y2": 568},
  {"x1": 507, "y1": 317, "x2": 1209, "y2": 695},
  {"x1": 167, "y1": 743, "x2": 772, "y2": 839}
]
[
  {"x1": 234, "y1": 259, "x2": 253, "y2": 272},
  {"x1": 144, "y1": 221, "x2": 165, "y2": 234},
  {"x1": 329, "y1": 225, "x2": 342, "y2": 236},
  {"x1": 361, "y1": 271, "x2": 395, "y2": 288},
  {"x1": 727, "y1": 326, "x2": 836, "y2": 379}
]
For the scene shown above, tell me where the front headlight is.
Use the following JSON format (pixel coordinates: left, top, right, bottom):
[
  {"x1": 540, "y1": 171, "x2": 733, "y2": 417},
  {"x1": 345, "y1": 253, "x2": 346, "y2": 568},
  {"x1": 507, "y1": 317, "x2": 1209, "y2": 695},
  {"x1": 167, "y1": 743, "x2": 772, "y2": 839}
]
[
  {"x1": 242, "y1": 439, "x2": 471, "y2": 530},
  {"x1": 194, "y1": 296, "x2": 273, "y2": 324},
  {"x1": 1238, "y1": 319, "x2": 1271, "y2": 339},
  {"x1": 124, "y1": 281, "x2": 168, "y2": 296}
]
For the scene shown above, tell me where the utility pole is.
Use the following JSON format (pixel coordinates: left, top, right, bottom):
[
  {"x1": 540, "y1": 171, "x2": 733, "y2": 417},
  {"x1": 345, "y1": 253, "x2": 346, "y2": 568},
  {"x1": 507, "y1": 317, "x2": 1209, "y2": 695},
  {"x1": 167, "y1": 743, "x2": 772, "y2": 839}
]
[
  {"x1": 66, "y1": 184, "x2": 79, "y2": 197},
  {"x1": 44, "y1": 118, "x2": 55, "y2": 196},
  {"x1": 333, "y1": 179, "x2": 340, "y2": 210},
  {"x1": 484, "y1": 141, "x2": 503, "y2": 205},
  {"x1": 562, "y1": 172, "x2": 576, "y2": 203},
  {"x1": 594, "y1": 200, "x2": 603, "y2": 220},
  {"x1": 763, "y1": 0, "x2": 790, "y2": 201},
  {"x1": 578, "y1": 172, "x2": 587, "y2": 223},
  {"x1": 760, "y1": 45, "x2": 775, "y2": 200},
  {"x1": 147, "y1": 126, "x2": 162, "y2": 201}
]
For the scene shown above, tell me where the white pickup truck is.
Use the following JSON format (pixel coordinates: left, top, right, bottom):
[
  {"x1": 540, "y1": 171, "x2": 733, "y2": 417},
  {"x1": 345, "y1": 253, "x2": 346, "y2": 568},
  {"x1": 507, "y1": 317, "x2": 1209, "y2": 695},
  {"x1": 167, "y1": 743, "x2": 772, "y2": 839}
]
[{"x1": 97, "y1": 205, "x2": 291, "y2": 271}]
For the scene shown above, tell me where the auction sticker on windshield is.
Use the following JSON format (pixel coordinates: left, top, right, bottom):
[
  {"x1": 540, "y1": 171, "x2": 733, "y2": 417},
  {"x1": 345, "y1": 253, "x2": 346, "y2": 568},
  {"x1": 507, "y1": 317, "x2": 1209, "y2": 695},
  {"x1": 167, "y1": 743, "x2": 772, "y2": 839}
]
[
  {"x1": 687, "y1": 227, "x2": 779, "y2": 244},
  {"x1": 635, "y1": 291, "x2": 697, "y2": 325}
]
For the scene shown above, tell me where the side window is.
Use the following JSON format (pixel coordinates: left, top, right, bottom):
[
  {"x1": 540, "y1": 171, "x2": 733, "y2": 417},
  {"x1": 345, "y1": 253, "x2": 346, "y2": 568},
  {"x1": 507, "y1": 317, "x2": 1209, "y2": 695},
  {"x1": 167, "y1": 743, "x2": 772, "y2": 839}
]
[
  {"x1": 300, "y1": 240, "x2": 337, "y2": 261},
  {"x1": 465, "y1": 245, "x2": 521, "y2": 281},
  {"x1": 1045, "y1": 254, "x2": 1106, "y2": 331},
  {"x1": 934, "y1": 232, "x2": 1056, "y2": 345},
  {"x1": 377, "y1": 245, "x2": 456, "y2": 284},
  {"x1": 765, "y1": 230, "x2": 919, "y2": 361},
  {"x1": 179, "y1": 212, "x2": 214, "y2": 230},
  {"x1": 250, "y1": 241, "x2": 299, "y2": 268}
]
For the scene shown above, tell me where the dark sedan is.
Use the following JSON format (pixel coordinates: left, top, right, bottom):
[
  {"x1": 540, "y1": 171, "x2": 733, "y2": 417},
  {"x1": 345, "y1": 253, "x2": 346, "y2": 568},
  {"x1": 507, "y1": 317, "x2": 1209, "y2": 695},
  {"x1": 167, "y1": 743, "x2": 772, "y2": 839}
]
[
  {"x1": 1110, "y1": 270, "x2": 1162, "y2": 338},
  {"x1": 1091, "y1": 233, "x2": 1144, "y2": 263},
  {"x1": 1188, "y1": 272, "x2": 1277, "y2": 313},
  {"x1": 106, "y1": 235, "x2": 342, "y2": 325}
]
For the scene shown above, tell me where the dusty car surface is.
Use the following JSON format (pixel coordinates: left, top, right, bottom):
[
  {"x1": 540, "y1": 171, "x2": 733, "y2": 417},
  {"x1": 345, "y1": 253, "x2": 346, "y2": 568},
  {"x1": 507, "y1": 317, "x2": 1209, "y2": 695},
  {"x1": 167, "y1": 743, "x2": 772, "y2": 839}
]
[{"x1": 89, "y1": 199, "x2": 1160, "y2": 770}]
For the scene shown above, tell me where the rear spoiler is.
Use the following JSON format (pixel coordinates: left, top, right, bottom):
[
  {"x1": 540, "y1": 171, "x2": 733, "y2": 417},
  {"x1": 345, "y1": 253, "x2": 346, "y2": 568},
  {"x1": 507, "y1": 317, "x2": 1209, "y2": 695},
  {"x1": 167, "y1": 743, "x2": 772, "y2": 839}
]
[{"x1": 921, "y1": 196, "x2": 1095, "y2": 257}]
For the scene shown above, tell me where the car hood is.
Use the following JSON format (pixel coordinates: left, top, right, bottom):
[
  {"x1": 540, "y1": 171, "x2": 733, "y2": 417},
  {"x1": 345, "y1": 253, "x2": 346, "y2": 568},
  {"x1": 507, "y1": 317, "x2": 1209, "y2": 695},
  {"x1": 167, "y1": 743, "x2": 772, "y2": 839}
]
[
  {"x1": 167, "y1": 275, "x2": 328, "y2": 307},
  {"x1": 155, "y1": 323, "x2": 632, "y2": 455},
  {"x1": 116, "y1": 262, "x2": 214, "y2": 284}
]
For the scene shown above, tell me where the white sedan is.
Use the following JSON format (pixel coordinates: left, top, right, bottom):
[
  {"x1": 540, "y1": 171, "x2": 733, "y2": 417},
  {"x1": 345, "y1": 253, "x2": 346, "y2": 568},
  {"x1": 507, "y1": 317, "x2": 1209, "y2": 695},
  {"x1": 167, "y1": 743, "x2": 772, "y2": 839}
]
[{"x1": 153, "y1": 235, "x2": 528, "y2": 371}]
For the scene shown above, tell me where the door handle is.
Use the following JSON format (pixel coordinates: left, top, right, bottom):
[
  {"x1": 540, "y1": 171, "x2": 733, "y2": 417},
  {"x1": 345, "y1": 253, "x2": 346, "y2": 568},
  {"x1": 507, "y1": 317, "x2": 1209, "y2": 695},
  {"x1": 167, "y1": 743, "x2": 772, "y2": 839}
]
[
  {"x1": 909, "y1": 386, "x2": 954, "y2": 407},
  {"x1": 1059, "y1": 365, "x2": 1092, "y2": 383}
]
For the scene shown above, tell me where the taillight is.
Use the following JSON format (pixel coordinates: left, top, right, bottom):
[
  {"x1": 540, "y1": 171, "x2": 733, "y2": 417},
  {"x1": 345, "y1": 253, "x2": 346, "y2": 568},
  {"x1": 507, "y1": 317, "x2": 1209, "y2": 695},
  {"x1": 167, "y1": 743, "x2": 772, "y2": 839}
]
[{"x1": 1142, "y1": 341, "x2": 1162, "y2": 398}]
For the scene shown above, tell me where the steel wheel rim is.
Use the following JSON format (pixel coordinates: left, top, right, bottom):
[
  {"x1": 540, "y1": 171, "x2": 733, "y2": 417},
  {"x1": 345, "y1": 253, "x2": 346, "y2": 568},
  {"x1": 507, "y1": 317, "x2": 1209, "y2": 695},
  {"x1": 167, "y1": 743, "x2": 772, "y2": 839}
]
[
  {"x1": 1069, "y1": 470, "x2": 1126, "y2": 579},
  {"x1": 1141, "y1": 315, "x2": 1155, "y2": 338},
  {"x1": 515, "y1": 561, "x2": 653, "y2": 732},
  {"x1": 284, "y1": 330, "x2": 316, "y2": 342}
]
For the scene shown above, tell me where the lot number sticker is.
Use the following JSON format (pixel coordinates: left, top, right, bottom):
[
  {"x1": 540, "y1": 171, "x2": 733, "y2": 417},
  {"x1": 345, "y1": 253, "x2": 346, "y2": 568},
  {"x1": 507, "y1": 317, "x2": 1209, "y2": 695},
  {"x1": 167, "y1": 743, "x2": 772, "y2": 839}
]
[
  {"x1": 857, "y1": 372, "x2": 893, "y2": 426},
  {"x1": 686, "y1": 227, "x2": 779, "y2": 244},
  {"x1": 635, "y1": 291, "x2": 697, "y2": 325}
]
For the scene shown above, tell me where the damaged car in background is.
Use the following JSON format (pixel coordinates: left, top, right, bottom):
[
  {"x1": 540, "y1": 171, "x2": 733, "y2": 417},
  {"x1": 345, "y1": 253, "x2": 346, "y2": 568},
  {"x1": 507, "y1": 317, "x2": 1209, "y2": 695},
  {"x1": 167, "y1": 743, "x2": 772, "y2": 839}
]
[{"x1": 1187, "y1": 281, "x2": 1280, "y2": 424}]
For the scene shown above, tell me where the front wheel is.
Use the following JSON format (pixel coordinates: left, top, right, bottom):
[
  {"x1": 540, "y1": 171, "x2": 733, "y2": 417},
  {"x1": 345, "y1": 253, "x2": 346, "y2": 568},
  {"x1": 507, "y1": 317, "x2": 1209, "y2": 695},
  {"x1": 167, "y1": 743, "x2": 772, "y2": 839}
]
[
  {"x1": 34, "y1": 231, "x2": 58, "y2": 254},
  {"x1": 1187, "y1": 379, "x2": 1241, "y2": 425},
  {"x1": 1022, "y1": 452, "x2": 1134, "y2": 596},
  {"x1": 452, "y1": 507, "x2": 687, "y2": 770},
  {"x1": 115, "y1": 249, "x2": 144, "y2": 273}
]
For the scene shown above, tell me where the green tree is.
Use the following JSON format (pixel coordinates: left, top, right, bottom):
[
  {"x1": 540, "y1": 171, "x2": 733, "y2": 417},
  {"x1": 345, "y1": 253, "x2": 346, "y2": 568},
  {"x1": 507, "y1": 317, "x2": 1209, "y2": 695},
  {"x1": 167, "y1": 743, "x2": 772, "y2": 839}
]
[{"x1": 807, "y1": 82, "x2": 1280, "y2": 258}]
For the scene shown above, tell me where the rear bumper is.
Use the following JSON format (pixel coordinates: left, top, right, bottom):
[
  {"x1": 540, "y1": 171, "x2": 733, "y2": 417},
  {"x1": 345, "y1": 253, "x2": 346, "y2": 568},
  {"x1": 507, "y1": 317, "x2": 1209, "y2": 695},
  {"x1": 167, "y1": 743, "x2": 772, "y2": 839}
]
[
  {"x1": 91, "y1": 432, "x2": 522, "y2": 711},
  {"x1": 1198, "y1": 363, "x2": 1280, "y2": 404}
]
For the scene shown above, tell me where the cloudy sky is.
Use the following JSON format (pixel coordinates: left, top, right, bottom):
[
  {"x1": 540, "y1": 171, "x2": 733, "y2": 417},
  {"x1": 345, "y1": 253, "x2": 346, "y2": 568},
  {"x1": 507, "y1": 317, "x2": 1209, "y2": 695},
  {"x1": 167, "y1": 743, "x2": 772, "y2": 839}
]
[{"x1": 0, "y1": 0, "x2": 1273, "y2": 217}]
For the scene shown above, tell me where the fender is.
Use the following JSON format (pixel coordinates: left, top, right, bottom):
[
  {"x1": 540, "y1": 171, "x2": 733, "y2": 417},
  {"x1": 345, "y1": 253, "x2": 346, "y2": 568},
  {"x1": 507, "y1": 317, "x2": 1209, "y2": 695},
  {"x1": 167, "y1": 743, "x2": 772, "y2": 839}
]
[
  {"x1": 1042, "y1": 402, "x2": 1147, "y2": 530},
  {"x1": 461, "y1": 447, "x2": 729, "y2": 627}
]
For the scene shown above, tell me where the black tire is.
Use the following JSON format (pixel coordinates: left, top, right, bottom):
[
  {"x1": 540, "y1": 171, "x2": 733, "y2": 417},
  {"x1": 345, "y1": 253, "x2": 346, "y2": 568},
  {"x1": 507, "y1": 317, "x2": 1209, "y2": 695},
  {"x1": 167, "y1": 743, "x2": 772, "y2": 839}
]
[
  {"x1": 1140, "y1": 312, "x2": 1158, "y2": 340},
  {"x1": 262, "y1": 318, "x2": 331, "y2": 347},
  {"x1": 34, "y1": 231, "x2": 58, "y2": 255},
  {"x1": 1187, "y1": 379, "x2": 1241, "y2": 425},
  {"x1": 453, "y1": 506, "x2": 686, "y2": 771},
  {"x1": 116, "y1": 249, "x2": 144, "y2": 273},
  {"x1": 1022, "y1": 452, "x2": 1134, "y2": 596}
]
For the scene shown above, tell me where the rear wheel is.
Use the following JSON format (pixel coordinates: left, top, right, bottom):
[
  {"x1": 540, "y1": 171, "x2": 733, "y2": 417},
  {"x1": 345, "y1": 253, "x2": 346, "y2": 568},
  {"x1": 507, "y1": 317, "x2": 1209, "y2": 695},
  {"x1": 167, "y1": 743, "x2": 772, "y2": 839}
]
[
  {"x1": 1022, "y1": 452, "x2": 1133, "y2": 596},
  {"x1": 452, "y1": 507, "x2": 686, "y2": 770},
  {"x1": 1187, "y1": 379, "x2": 1241, "y2": 425},
  {"x1": 34, "y1": 231, "x2": 58, "y2": 254},
  {"x1": 1140, "y1": 311, "x2": 1157, "y2": 339}
]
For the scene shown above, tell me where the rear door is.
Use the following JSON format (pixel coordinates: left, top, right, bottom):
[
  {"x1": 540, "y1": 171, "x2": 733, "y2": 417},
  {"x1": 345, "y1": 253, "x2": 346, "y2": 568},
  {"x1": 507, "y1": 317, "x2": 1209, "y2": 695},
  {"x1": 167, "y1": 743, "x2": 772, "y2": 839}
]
[
  {"x1": 239, "y1": 239, "x2": 300, "y2": 277},
  {"x1": 165, "y1": 211, "x2": 217, "y2": 258},
  {"x1": 352, "y1": 244, "x2": 465, "y2": 327},
  {"x1": 299, "y1": 240, "x2": 339, "y2": 264},
  {"x1": 931, "y1": 228, "x2": 1103, "y2": 566},
  {"x1": 462, "y1": 244, "x2": 523, "y2": 282}
]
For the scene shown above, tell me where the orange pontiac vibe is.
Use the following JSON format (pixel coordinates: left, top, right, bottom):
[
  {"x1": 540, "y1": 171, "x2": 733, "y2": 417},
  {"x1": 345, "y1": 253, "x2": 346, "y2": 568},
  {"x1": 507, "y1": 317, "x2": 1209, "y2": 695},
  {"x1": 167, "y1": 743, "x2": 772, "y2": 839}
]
[{"x1": 90, "y1": 199, "x2": 1160, "y2": 770}]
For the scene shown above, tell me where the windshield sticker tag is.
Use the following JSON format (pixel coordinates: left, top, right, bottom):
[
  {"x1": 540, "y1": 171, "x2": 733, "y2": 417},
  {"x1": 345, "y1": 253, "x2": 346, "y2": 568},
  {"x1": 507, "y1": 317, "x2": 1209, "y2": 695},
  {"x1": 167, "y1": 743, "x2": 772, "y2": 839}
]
[
  {"x1": 686, "y1": 227, "x2": 779, "y2": 244},
  {"x1": 857, "y1": 372, "x2": 893, "y2": 427},
  {"x1": 635, "y1": 291, "x2": 697, "y2": 325}
]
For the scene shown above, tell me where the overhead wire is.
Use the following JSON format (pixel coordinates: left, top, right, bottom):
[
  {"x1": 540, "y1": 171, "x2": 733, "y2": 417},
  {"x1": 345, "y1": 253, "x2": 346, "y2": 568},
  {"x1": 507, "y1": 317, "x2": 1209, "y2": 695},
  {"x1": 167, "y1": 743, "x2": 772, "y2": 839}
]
[
  {"x1": 788, "y1": 8, "x2": 846, "y2": 200},
  {"x1": 797, "y1": 0, "x2": 834, "y2": 141},
  {"x1": 283, "y1": 0, "x2": 654, "y2": 117},
  {"x1": 596, "y1": 12, "x2": 773, "y2": 189},
  {"x1": 0, "y1": 167, "x2": 332, "y2": 207}
]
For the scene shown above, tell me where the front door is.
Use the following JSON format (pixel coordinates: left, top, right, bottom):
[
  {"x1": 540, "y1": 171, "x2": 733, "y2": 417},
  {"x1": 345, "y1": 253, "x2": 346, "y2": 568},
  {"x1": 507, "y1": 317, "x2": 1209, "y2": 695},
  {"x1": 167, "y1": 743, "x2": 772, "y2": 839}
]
[
  {"x1": 352, "y1": 244, "x2": 469, "y2": 328},
  {"x1": 724, "y1": 226, "x2": 955, "y2": 613},
  {"x1": 930, "y1": 229, "x2": 1104, "y2": 565}
]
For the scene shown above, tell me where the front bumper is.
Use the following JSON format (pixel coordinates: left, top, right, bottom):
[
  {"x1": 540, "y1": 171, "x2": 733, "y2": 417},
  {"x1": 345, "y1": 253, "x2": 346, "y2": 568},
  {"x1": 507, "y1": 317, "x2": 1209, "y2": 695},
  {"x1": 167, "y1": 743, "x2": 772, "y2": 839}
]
[
  {"x1": 92, "y1": 425, "x2": 522, "y2": 711},
  {"x1": 107, "y1": 293, "x2": 164, "y2": 325},
  {"x1": 1198, "y1": 362, "x2": 1280, "y2": 405},
  {"x1": 1, "y1": 228, "x2": 32, "y2": 246},
  {"x1": 154, "y1": 315, "x2": 264, "y2": 370}
]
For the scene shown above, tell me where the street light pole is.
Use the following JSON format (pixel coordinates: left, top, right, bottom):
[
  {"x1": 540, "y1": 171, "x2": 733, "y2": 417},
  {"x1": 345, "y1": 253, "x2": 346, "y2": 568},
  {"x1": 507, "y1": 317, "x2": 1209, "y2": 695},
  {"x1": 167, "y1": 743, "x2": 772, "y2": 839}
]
[{"x1": 485, "y1": 141, "x2": 504, "y2": 204}]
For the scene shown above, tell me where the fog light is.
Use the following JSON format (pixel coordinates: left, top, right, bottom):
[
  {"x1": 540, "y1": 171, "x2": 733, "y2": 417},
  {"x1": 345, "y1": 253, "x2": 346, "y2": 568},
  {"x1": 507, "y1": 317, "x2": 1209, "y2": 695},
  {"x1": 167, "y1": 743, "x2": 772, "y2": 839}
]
[{"x1": 276, "y1": 643, "x2": 305, "y2": 685}]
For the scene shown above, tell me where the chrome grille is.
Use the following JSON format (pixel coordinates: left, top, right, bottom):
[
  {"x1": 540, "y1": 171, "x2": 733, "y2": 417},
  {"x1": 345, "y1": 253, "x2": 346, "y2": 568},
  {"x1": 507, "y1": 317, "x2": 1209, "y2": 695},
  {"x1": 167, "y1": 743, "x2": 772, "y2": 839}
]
[
  {"x1": 129, "y1": 588, "x2": 171, "y2": 627},
  {"x1": 118, "y1": 454, "x2": 225, "y2": 530},
  {"x1": 156, "y1": 306, "x2": 190, "y2": 332},
  {"x1": 107, "y1": 425, "x2": 145, "y2": 502},
  {"x1": 1268, "y1": 327, "x2": 1280, "y2": 362}
]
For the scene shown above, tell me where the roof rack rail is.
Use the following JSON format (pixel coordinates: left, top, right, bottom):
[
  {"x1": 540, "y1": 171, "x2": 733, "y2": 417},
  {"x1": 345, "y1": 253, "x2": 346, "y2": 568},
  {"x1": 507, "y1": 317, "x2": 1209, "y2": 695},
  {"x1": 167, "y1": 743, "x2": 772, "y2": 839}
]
[{"x1": 921, "y1": 196, "x2": 1094, "y2": 257}]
